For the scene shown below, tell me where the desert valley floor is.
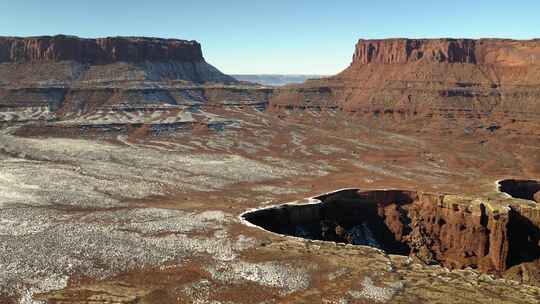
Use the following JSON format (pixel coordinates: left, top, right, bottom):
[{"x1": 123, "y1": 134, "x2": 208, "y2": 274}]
[{"x1": 1, "y1": 104, "x2": 540, "y2": 303}]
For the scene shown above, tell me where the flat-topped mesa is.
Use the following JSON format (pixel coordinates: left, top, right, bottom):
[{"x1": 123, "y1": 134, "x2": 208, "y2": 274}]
[
  {"x1": 270, "y1": 37, "x2": 540, "y2": 125},
  {"x1": 0, "y1": 35, "x2": 238, "y2": 85},
  {"x1": 0, "y1": 35, "x2": 204, "y2": 64},
  {"x1": 352, "y1": 38, "x2": 540, "y2": 65}
]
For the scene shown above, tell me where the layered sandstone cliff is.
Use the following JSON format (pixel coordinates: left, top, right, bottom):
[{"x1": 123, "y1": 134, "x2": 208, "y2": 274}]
[
  {"x1": 0, "y1": 35, "x2": 203, "y2": 64},
  {"x1": 352, "y1": 38, "x2": 478, "y2": 64},
  {"x1": 0, "y1": 35, "x2": 236, "y2": 84},
  {"x1": 351, "y1": 38, "x2": 540, "y2": 65},
  {"x1": 243, "y1": 189, "x2": 540, "y2": 285},
  {"x1": 0, "y1": 36, "x2": 259, "y2": 121},
  {"x1": 270, "y1": 38, "x2": 540, "y2": 125}
]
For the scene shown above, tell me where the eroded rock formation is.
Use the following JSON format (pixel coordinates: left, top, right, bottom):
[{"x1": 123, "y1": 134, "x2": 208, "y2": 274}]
[
  {"x1": 0, "y1": 35, "x2": 236, "y2": 85},
  {"x1": 243, "y1": 188, "x2": 540, "y2": 285},
  {"x1": 0, "y1": 36, "x2": 272, "y2": 125},
  {"x1": 0, "y1": 35, "x2": 203, "y2": 64},
  {"x1": 352, "y1": 38, "x2": 478, "y2": 64},
  {"x1": 270, "y1": 38, "x2": 540, "y2": 126}
]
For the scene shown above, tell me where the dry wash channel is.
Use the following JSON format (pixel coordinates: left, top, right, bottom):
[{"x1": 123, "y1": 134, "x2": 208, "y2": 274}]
[{"x1": 242, "y1": 188, "x2": 540, "y2": 284}]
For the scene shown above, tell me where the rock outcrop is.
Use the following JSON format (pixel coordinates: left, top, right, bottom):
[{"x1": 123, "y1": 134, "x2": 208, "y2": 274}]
[
  {"x1": 0, "y1": 35, "x2": 236, "y2": 84},
  {"x1": 0, "y1": 35, "x2": 268, "y2": 123},
  {"x1": 270, "y1": 38, "x2": 540, "y2": 127},
  {"x1": 352, "y1": 38, "x2": 478, "y2": 64},
  {"x1": 0, "y1": 35, "x2": 204, "y2": 64},
  {"x1": 243, "y1": 188, "x2": 540, "y2": 285}
]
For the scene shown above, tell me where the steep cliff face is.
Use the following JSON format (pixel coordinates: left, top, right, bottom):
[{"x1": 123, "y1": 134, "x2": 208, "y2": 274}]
[
  {"x1": 0, "y1": 36, "x2": 203, "y2": 64},
  {"x1": 406, "y1": 195, "x2": 510, "y2": 272},
  {"x1": 243, "y1": 189, "x2": 540, "y2": 285},
  {"x1": 0, "y1": 35, "x2": 236, "y2": 84},
  {"x1": 351, "y1": 39, "x2": 540, "y2": 67},
  {"x1": 352, "y1": 38, "x2": 540, "y2": 66},
  {"x1": 0, "y1": 35, "x2": 251, "y2": 120},
  {"x1": 270, "y1": 38, "x2": 540, "y2": 127},
  {"x1": 352, "y1": 38, "x2": 478, "y2": 64}
]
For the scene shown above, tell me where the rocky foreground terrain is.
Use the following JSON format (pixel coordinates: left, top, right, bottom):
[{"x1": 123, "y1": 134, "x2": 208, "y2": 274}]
[{"x1": 0, "y1": 36, "x2": 540, "y2": 304}]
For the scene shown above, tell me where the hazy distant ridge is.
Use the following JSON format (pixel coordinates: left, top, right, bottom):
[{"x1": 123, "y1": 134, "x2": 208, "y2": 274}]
[{"x1": 231, "y1": 74, "x2": 325, "y2": 86}]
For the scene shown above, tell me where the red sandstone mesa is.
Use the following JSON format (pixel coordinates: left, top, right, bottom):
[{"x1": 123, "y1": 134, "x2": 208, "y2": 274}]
[
  {"x1": 0, "y1": 35, "x2": 203, "y2": 64},
  {"x1": 0, "y1": 35, "x2": 238, "y2": 108},
  {"x1": 270, "y1": 38, "x2": 540, "y2": 120}
]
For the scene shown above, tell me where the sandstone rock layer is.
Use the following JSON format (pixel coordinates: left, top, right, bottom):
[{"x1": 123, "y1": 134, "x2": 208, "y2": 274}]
[
  {"x1": 0, "y1": 35, "x2": 203, "y2": 64},
  {"x1": 0, "y1": 35, "x2": 236, "y2": 84},
  {"x1": 270, "y1": 38, "x2": 540, "y2": 125},
  {"x1": 0, "y1": 36, "x2": 251, "y2": 120},
  {"x1": 243, "y1": 189, "x2": 540, "y2": 285}
]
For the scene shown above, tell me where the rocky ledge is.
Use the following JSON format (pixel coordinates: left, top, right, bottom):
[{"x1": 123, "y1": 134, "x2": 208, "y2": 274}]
[{"x1": 243, "y1": 187, "x2": 540, "y2": 286}]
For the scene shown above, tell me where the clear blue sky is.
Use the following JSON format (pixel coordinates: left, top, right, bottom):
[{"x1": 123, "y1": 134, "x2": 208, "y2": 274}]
[{"x1": 1, "y1": 0, "x2": 539, "y2": 74}]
